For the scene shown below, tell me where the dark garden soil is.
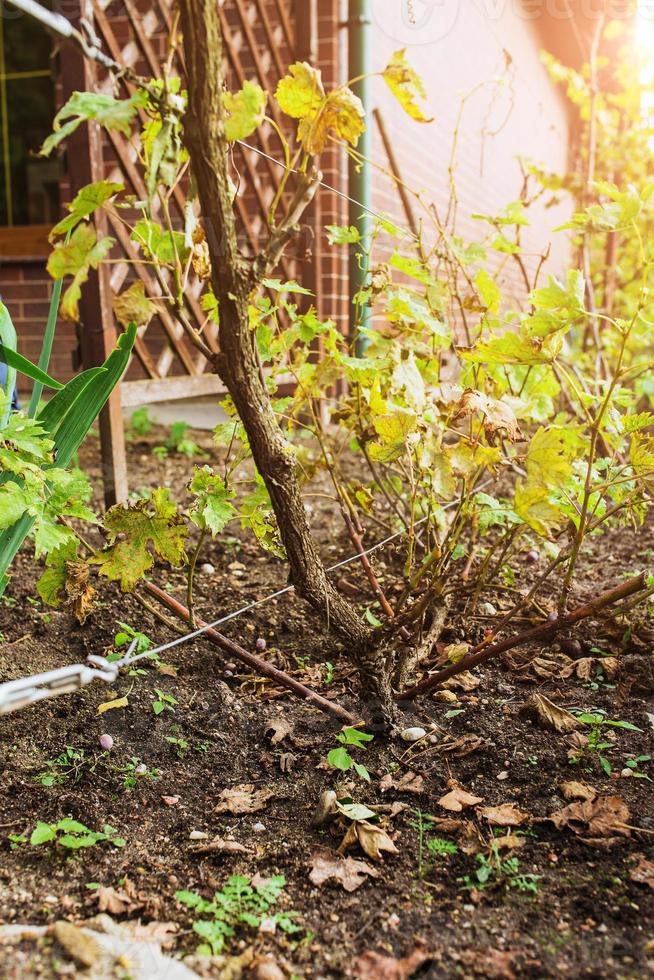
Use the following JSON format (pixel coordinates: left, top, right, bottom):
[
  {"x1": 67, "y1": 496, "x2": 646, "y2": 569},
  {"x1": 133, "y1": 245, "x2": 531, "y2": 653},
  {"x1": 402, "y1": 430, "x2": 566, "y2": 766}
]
[{"x1": 1, "y1": 426, "x2": 654, "y2": 979}]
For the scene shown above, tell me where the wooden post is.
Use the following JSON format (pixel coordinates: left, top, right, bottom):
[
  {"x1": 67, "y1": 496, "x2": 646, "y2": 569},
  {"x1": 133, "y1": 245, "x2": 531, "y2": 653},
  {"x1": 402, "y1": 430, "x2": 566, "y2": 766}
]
[
  {"x1": 294, "y1": 0, "x2": 321, "y2": 309},
  {"x1": 59, "y1": 0, "x2": 128, "y2": 506}
]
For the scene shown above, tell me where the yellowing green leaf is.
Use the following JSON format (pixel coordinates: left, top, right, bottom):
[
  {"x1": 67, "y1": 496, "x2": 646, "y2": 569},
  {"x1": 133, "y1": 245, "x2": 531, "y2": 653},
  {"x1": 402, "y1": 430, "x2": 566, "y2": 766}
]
[
  {"x1": 223, "y1": 80, "x2": 267, "y2": 140},
  {"x1": 382, "y1": 49, "x2": 433, "y2": 123},
  {"x1": 187, "y1": 465, "x2": 236, "y2": 536},
  {"x1": 275, "y1": 62, "x2": 364, "y2": 153},
  {"x1": 459, "y1": 329, "x2": 566, "y2": 366},
  {"x1": 275, "y1": 62, "x2": 325, "y2": 119},
  {"x1": 41, "y1": 91, "x2": 142, "y2": 157},
  {"x1": 51, "y1": 181, "x2": 123, "y2": 240},
  {"x1": 112, "y1": 281, "x2": 158, "y2": 329},
  {"x1": 514, "y1": 482, "x2": 562, "y2": 536},
  {"x1": 92, "y1": 488, "x2": 187, "y2": 591},
  {"x1": 47, "y1": 224, "x2": 115, "y2": 320},
  {"x1": 97, "y1": 695, "x2": 129, "y2": 714}
]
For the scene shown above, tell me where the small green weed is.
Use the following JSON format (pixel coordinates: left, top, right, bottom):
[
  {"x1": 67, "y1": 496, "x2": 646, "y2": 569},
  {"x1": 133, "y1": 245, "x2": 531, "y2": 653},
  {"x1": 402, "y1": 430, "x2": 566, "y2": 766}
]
[
  {"x1": 152, "y1": 689, "x2": 178, "y2": 715},
  {"x1": 460, "y1": 842, "x2": 540, "y2": 895},
  {"x1": 176, "y1": 874, "x2": 301, "y2": 955},
  {"x1": 23, "y1": 819, "x2": 126, "y2": 851},
  {"x1": 327, "y1": 726, "x2": 373, "y2": 782}
]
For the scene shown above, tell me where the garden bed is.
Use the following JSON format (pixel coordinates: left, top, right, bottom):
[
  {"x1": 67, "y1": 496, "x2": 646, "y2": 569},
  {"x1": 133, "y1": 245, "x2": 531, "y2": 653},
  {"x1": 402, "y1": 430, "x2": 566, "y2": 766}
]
[{"x1": 0, "y1": 425, "x2": 653, "y2": 979}]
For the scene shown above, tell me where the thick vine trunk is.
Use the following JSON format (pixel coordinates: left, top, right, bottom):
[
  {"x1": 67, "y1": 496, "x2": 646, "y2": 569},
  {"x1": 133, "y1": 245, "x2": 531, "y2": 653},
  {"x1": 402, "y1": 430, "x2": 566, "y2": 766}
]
[{"x1": 178, "y1": 0, "x2": 394, "y2": 726}]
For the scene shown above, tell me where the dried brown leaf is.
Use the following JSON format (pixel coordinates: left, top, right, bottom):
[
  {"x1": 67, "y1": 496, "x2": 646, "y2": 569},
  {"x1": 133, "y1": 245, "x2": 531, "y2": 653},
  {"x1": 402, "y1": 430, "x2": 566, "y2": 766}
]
[
  {"x1": 353, "y1": 943, "x2": 432, "y2": 979},
  {"x1": 439, "y1": 734, "x2": 485, "y2": 757},
  {"x1": 549, "y1": 794, "x2": 630, "y2": 839},
  {"x1": 530, "y1": 693, "x2": 580, "y2": 733},
  {"x1": 214, "y1": 783, "x2": 274, "y2": 815},
  {"x1": 339, "y1": 820, "x2": 398, "y2": 861},
  {"x1": 478, "y1": 803, "x2": 529, "y2": 827},
  {"x1": 380, "y1": 771, "x2": 425, "y2": 795},
  {"x1": 560, "y1": 780, "x2": 597, "y2": 802},
  {"x1": 630, "y1": 855, "x2": 654, "y2": 890},
  {"x1": 309, "y1": 848, "x2": 378, "y2": 892},
  {"x1": 265, "y1": 719, "x2": 292, "y2": 745},
  {"x1": 438, "y1": 781, "x2": 483, "y2": 812},
  {"x1": 94, "y1": 884, "x2": 142, "y2": 915}
]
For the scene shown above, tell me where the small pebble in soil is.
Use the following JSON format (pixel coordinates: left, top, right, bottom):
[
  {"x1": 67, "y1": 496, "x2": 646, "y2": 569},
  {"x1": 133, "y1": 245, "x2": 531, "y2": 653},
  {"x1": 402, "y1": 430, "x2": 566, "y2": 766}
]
[
  {"x1": 400, "y1": 727, "x2": 427, "y2": 742},
  {"x1": 134, "y1": 763, "x2": 148, "y2": 775},
  {"x1": 496, "y1": 771, "x2": 509, "y2": 780},
  {"x1": 620, "y1": 768, "x2": 633, "y2": 777},
  {"x1": 479, "y1": 602, "x2": 497, "y2": 616},
  {"x1": 256, "y1": 637, "x2": 267, "y2": 652},
  {"x1": 253, "y1": 822, "x2": 266, "y2": 833},
  {"x1": 200, "y1": 563, "x2": 215, "y2": 575},
  {"x1": 525, "y1": 549, "x2": 539, "y2": 563},
  {"x1": 189, "y1": 830, "x2": 208, "y2": 840},
  {"x1": 224, "y1": 670, "x2": 234, "y2": 678},
  {"x1": 99, "y1": 734, "x2": 114, "y2": 751},
  {"x1": 548, "y1": 611, "x2": 558, "y2": 622},
  {"x1": 225, "y1": 663, "x2": 237, "y2": 672}
]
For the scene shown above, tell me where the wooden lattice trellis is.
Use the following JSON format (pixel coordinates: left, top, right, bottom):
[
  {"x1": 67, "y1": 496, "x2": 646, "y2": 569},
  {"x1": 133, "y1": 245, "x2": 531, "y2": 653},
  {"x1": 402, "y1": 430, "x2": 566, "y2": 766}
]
[{"x1": 63, "y1": 0, "x2": 321, "y2": 504}]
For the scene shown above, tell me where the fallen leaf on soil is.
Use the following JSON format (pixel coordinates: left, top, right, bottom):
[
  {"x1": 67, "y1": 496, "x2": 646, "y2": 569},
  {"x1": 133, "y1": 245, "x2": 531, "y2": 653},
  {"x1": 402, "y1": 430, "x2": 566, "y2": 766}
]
[
  {"x1": 438, "y1": 781, "x2": 483, "y2": 812},
  {"x1": 560, "y1": 780, "x2": 597, "y2": 802},
  {"x1": 52, "y1": 921, "x2": 103, "y2": 968},
  {"x1": 94, "y1": 884, "x2": 142, "y2": 915},
  {"x1": 214, "y1": 783, "x2": 274, "y2": 815},
  {"x1": 530, "y1": 693, "x2": 579, "y2": 733},
  {"x1": 339, "y1": 820, "x2": 399, "y2": 861},
  {"x1": 561, "y1": 657, "x2": 594, "y2": 681},
  {"x1": 353, "y1": 943, "x2": 432, "y2": 979},
  {"x1": 309, "y1": 848, "x2": 378, "y2": 891},
  {"x1": 439, "y1": 734, "x2": 485, "y2": 757},
  {"x1": 565, "y1": 730, "x2": 589, "y2": 760},
  {"x1": 457, "y1": 947, "x2": 517, "y2": 979},
  {"x1": 493, "y1": 833, "x2": 527, "y2": 853},
  {"x1": 157, "y1": 663, "x2": 178, "y2": 677},
  {"x1": 188, "y1": 836, "x2": 254, "y2": 856},
  {"x1": 249, "y1": 955, "x2": 285, "y2": 980},
  {"x1": 265, "y1": 719, "x2": 292, "y2": 745},
  {"x1": 442, "y1": 670, "x2": 479, "y2": 691},
  {"x1": 549, "y1": 794, "x2": 630, "y2": 839},
  {"x1": 380, "y1": 771, "x2": 425, "y2": 794},
  {"x1": 630, "y1": 855, "x2": 654, "y2": 890},
  {"x1": 161, "y1": 796, "x2": 179, "y2": 806},
  {"x1": 97, "y1": 695, "x2": 129, "y2": 714},
  {"x1": 128, "y1": 921, "x2": 178, "y2": 946},
  {"x1": 478, "y1": 803, "x2": 529, "y2": 827}
]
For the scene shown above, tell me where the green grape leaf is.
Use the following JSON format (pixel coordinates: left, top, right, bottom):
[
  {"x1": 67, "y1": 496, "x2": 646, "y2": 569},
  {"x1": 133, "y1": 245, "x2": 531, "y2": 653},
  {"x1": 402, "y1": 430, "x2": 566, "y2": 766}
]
[
  {"x1": 382, "y1": 49, "x2": 433, "y2": 123},
  {"x1": 223, "y1": 80, "x2": 267, "y2": 141},
  {"x1": 187, "y1": 465, "x2": 236, "y2": 536},
  {"x1": 47, "y1": 224, "x2": 115, "y2": 320},
  {"x1": 92, "y1": 487, "x2": 188, "y2": 590},
  {"x1": 112, "y1": 281, "x2": 158, "y2": 329},
  {"x1": 50, "y1": 181, "x2": 123, "y2": 239},
  {"x1": 41, "y1": 91, "x2": 142, "y2": 156}
]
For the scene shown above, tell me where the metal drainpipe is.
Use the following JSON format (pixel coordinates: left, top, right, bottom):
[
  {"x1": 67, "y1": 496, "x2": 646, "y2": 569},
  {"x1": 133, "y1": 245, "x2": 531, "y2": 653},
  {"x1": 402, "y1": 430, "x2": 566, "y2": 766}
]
[{"x1": 347, "y1": 0, "x2": 373, "y2": 355}]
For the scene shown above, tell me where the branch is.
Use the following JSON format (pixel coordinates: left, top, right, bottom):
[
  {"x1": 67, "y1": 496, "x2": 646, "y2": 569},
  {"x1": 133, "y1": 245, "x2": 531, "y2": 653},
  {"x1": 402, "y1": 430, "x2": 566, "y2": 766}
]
[
  {"x1": 143, "y1": 581, "x2": 357, "y2": 725},
  {"x1": 398, "y1": 572, "x2": 647, "y2": 702},
  {"x1": 253, "y1": 171, "x2": 321, "y2": 281}
]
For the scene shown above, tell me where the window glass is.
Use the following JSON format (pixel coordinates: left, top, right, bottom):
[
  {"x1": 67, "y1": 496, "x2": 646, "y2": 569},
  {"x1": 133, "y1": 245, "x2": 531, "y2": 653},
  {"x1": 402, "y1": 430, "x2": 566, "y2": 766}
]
[{"x1": 0, "y1": 2, "x2": 60, "y2": 226}]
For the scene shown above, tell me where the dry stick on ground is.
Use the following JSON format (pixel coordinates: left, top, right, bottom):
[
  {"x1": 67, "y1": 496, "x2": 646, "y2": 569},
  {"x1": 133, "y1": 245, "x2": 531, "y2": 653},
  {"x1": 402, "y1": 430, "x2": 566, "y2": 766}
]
[
  {"x1": 398, "y1": 572, "x2": 646, "y2": 702},
  {"x1": 142, "y1": 581, "x2": 356, "y2": 725},
  {"x1": 177, "y1": 0, "x2": 400, "y2": 725}
]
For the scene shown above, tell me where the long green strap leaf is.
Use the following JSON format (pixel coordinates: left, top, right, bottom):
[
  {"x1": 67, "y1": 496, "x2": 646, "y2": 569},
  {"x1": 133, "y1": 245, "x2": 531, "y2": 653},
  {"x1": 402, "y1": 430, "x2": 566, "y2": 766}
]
[
  {"x1": 0, "y1": 302, "x2": 17, "y2": 429},
  {"x1": 0, "y1": 342, "x2": 64, "y2": 390},
  {"x1": 0, "y1": 322, "x2": 136, "y2": 594},
  {"x1": 28, "y1": 275, "x2": 64, "y2": 417}
]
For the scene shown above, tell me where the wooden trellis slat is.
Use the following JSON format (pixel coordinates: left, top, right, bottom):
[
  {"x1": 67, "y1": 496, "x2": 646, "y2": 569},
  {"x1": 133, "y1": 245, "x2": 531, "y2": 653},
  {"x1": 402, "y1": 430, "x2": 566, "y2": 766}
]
[{"x1": 66, "y1": 0, "x2": 311, "y2": 504}]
